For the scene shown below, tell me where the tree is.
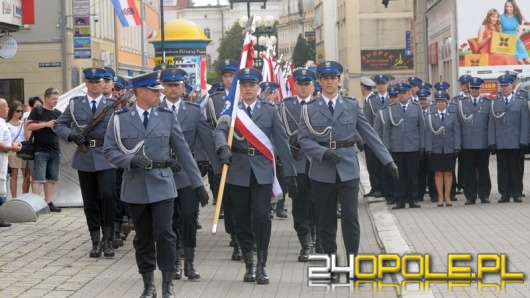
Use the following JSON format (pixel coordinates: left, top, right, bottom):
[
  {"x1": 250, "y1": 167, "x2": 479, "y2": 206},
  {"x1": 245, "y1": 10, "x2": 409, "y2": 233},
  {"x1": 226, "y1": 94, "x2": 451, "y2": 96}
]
[
  {"x1": 292, "y1": 34, "x2": 315, "y2": 68},
  {"x1": 211, "y1": 21, "x2": 245, "y2": 82}
]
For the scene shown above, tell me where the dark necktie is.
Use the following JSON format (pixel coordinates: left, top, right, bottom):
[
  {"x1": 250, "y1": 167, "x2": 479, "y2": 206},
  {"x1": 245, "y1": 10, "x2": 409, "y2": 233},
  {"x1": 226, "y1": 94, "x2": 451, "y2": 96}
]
[
  {"x1": 402, "y1": 105, "x2": 406, "y2": 113},
  {"x1": 172, "y1": 104, "x2": 177, "y2": 114},
  {"x1": 381, "y1": 96, "x2": 385, "y2": 105},
  {"x1": 505, "y1": 97, "x2": 509, "y2": 106},
  {"x1": 301, "y1": 101, "x2": 306, "y2": 106},
  {"x1": 473, "y1": 98, "x2": 477, "y2": 107},
  {"x1": 441, "y1": 112, "x2": 445, "y2": 122},
  {"x1": 423, "y1": 110, "x2": 426, "y2": 118},
  {"x1": 91, "y1": 100, "x2": 97, "y2": 115},
  {"x1": 143, "y1": 111, "x2": 149, "y2": 129},
  {"x1": 328, "y1": 100, "x2": 334, "y2": 115},
  {"x1": 246, "y1": 106, "x2": 252, "y2": 117}
]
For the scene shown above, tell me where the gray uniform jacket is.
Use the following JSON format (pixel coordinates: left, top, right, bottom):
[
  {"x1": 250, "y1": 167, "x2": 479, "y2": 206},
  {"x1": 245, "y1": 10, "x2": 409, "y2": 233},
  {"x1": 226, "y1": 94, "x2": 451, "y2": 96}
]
[
  {"x1": 515, "y1": 88, "x2": 530, "y2": 101},
  {"x1": 160, "y1": 99, "x2": 221, "y2": 190},
  {"x1": 298, "y1": 96, "x2": 392, "y2": 184},
  {"x1": 488, "y1": 96, "x2": 530, "y2": 149},
  {"x1": 280, "y1": 96, "x2": 309, "y2": 174},
  {"x1": 364, "y1": 92, "x2": 387, "y2": 127},
  {"x1": 215, "y1": 101, "x2": 296, "y2": 187},
  {"x1": 54, "y1": 96, "x2": 115, "y2": 172},
  {"x1": 458, "y1": 96, "x2": 491, "y2": 149},
  {"x1": 206, "y1": 90, "x2": 228, "y2": 128},
  {"x1": 103, "y1": 105, "x2": 203, "y2": 204},
  {"x1": 382, "y1": 101, "x2": 425, "y2": 152},
  {"x1": 425, "y1": 109, "x2": 461, "y2": 154}
]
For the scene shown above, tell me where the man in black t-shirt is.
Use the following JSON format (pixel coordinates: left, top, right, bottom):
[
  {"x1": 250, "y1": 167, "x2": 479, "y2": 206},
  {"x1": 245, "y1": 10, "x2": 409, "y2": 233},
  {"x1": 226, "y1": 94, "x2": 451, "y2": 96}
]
[{"x1": 26, "y1": 87, "x2": 62, "y2": 212}]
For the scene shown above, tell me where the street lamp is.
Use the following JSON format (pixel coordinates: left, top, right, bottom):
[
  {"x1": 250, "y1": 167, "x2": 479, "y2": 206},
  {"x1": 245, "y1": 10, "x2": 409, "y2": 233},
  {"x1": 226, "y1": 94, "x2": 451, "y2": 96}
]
[{"x1": 239, "y1": 15, "x2": 277, "y2": 69}]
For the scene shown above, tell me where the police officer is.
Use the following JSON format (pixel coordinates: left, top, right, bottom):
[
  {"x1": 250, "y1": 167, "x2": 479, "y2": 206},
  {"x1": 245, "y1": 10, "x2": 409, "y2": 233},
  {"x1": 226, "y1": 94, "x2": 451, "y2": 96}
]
[
  {"x1": 215, "y1": 67, "x2": 298, "y2": 285},
  {"x1": 298, "y1": 61, "x2": 397, "y2": 283},
  {"x1": 112, "y1": 76, "x2": 126, "y2": 99},
  {"x1": 102, "y1": 67, "x2": 115, "y2": 99},
  {"x1": 54, "y1": 68, "x2": 117, "y2": 259},
  {"x1": 451, "y1": 75, "x2": 472, "y2": 193},
  {"x1": 159, "y1": 67, "x2": 218, "y2": 281},
  {"x1": 279, "y1": 68, "x2": 316, "y2": 262},
  {"x1": 452, "y1": 75, "x2": 473, "y2": 104},
  {"x1": 458, "y1": 77, "x2": 492, "y2": 205},
  {"x1": 416, "y1": 87, "x2": 432, "y2": 202},
  {"x1": 408, "y1": 77, "x2": 423, "y2": 103},
  {"x1": 363, "y1": 75, "x2": 388, "y2": 198},
  {"x1": 313, "y1": 82, "x2": 321, "y2": 97},
  {"x1": 489, "y1": 75, "x2": 529, "y2": 203},
  {"x1": 382, "y1": 83, "x2": 425, "y2": 209},
  {"x1": 103, "y1": 71, "x2": 207, "y2": 298}
]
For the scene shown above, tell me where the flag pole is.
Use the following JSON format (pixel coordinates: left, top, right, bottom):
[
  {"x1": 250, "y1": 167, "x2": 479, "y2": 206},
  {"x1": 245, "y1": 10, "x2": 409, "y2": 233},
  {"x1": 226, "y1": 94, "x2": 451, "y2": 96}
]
[{"x1": 212, "y1": 16, "x2": 255, "y2": 234}]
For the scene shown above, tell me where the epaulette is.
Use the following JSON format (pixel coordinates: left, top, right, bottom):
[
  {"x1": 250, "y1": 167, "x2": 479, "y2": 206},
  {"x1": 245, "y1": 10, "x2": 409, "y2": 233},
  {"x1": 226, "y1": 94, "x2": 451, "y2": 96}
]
[
  {"x1": 260, "y1": 101, "x2": 275, "y2": 107},
  {"x1": 306, "y1": 99, "x2": 317, "y2": 105},
  {"x1": 157, "y1": 106, "x2": 173, "y2": 113},
  {"x1": 114, "y1": 107, "x2": 129, "y2": 114},
  {"x1": 343, "y1": 96, "x2": 357, "y2": 101},
  {"x1": 389, "y1": 102, "x2": 397, "y2": 106},
  {"x1": 282, "y1": 97, "x2": 295, "y2": 102},
  {"x1": 69, "y1": 95, "x2": 86, "y2": 102},
  {"x1": 184, "y1": 101, "x2": 200, "y2": 108}
]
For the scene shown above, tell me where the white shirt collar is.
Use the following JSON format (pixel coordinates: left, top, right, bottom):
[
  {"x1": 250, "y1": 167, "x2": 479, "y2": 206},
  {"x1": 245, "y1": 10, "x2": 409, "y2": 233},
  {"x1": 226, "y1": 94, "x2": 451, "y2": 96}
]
[
  {"x1": 136, "y1": 105, "x2": 152, "y2": 118},
  {"x1": 297, "y1": 95, "x2": 311, "y2": 105},
  {"x1": 322, "y1": 94, "x2": 338, "y2": 107},
  {"x1": 87, "y1": 94, "x2": 103, "y2": 106}
]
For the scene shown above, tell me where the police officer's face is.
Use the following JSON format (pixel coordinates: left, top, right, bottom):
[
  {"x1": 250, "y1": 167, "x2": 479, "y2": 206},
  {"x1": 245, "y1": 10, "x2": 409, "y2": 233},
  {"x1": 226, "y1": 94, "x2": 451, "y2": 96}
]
[
  {"x1": 112, "y1": 86, "x2": 125, "y2": 98},
  {"x1": 222, "y1": 72, "x2": 235, "y2": 89},
  {"x1": 102, "y1": 78, "x2": 114, "y2": 95},
  {"x1": 376, "y1": 82, "x2": 388, "y2": 94},
  {"x1": 239, "y1": 81, "x2": 259, "y2": 104},
  {"x1": 500, "y1": 84, "x2": 513, "y2": 96},
  {"x1": 419, "y1": 98, "x2": 430, "y2": 108},
  {"x1": 398, "y1": 91, "x2": 410, "y2": 104},
  {"x1": 319, "y1": 75, "x2": 340, "y2": 97},
  {"x1": 469, "y1": 85, "x2": 482, "y2": 98},
  {"x1": 295, "y1": 81, "x2": 313, "y2": 99},
  {"x1": 460, "y1": 83, "x2": 469, "y2": 93},
  {"x1": 435, "y1": 99, "x2": 447, "y2": 111},
  {"x1": 86, "y1": 80, "x2": 103, "y2": 97},
  {"x1": 410, "y1": 85, "x2": 419, "y2": 96},
  {"x1": 161, "y1": 82, "x2": 183, "y2": 102},
  {"x1": 137, "y1": 87, "x2": 161, "y2": 108}
]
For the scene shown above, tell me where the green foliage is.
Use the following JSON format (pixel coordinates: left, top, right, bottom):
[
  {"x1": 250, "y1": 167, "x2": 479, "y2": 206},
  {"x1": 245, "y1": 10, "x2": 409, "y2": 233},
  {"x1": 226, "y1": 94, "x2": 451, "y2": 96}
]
[
  {"x1": 292, "y1": 34, "x2": 315, "y2": 68},
  {"x1": 213, "y1": 21, "x2": 245, "y2": 78}
]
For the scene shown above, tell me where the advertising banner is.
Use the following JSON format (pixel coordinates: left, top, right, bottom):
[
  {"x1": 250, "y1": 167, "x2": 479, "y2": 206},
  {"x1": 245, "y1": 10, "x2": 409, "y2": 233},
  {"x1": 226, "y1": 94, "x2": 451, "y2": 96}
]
[
  {"x1": 457, "y1": 0, "x2": 530, "y2": 79},
  {"x1": 361, "y1": 49, "x2": 414, "y2": 71}
]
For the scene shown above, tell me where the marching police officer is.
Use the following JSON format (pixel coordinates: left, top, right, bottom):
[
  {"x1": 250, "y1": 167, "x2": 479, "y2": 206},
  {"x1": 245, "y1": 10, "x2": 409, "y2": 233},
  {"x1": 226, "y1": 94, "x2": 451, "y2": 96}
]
[
  {"x1": 408, "y1": 76, "x2": 423, "y2": 103},
  {"x1": 452, "y1": 75, "x2": 473, "y2": 104},
  {"x1": 54, "y1": 68, "x2": 117, "y2": 259},
  {"x1": 298, "y1": 61, "x2": 397, "y2": 283},
  {"x1": 279, "y1": 68, "x2": 316, "y2": 262},
  {"x1": 382, "y1": 83, "x2": 425, "y2": 209},
  {"x1": 215, "y1": 67, "x2": 298, "y2": 285},
  {"x1": 159, "y1": 67, "x2": 217, "y2": 281},
  {"x1": 103, "y1": 71, "x2": 207, "y2": 298},
  {"x1": 488, "y1": 75, "x2": 529, "y2": 203},
  {"x1": 458, "y1": 77, "x2": 492, "y2": 205}
]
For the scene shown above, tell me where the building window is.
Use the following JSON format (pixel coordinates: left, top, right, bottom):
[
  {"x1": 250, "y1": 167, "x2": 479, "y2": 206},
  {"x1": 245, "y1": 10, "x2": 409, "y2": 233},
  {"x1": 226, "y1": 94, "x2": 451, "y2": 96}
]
[
  {"x1": 204, "y1": 28, "x2": 211, "y2": 39},
  {"x1": 0, "y1": 79, "x2": 24, "y2": 104}
]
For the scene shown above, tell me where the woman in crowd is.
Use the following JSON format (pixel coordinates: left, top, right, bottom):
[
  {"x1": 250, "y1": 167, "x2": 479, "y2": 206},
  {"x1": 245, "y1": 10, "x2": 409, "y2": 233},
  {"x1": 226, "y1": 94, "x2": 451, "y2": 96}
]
[{"x1": 7, "y1": 101, "x2": 30, "y2": 197}]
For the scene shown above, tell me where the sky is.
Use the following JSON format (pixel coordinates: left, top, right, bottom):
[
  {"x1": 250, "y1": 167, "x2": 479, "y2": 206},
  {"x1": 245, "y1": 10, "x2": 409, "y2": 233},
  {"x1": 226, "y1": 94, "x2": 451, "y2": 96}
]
[{"x1": 192, "y1": 0, "x2": 229, "y2": 6}]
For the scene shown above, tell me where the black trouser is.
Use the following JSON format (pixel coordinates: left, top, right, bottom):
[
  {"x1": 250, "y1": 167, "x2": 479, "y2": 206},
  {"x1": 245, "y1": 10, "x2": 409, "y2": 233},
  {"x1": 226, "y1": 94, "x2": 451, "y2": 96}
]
[
  {"x1": 497, "y1": 149, "x2": 523, "y2": 197},
  {"x1": 78, "y1": 169, "x2": 117, "y2": 232},
  {"x1": 456, "y1": 151, "x2": 465, "y2": 188},
  {"x1": 222, "y1": 191, "x2": 235, "y2": 235},
  {"x1": 365, "y1": 146, "x2": 383, "y2": 191},
  {"x1": 229, "y1": 171, "x2": 272, "y2": 253},
  {"x1": 292, "y1": 172, "x2": 311, "y2": 236},
  {"x1": 417, "y1": 155, "x2": 429, "y2": 201},
  {"x1": 391, "y1": 152, "x2": 420, "y2": 204},
  {"x1": 173, "y1": 186, "x2": 199, "y2": 248},
  {"x1": 207, "y1": 164, "x2": 216, "y2": 195},
  {"x1": 312, "y1": 177, "x2": 360, "y2": 255},
  {"x1": 427, "y1": 170, "x2": 437, "y2": 198},
  {"x1": 462, "y1": 149, "x2": 491, "y2": 201},
  {"x1": 114, "y1": 168, "x2": 128, "y2": 222},
  {"x1": 129, "y1": 199, "x2": 176, "y2": 273}
]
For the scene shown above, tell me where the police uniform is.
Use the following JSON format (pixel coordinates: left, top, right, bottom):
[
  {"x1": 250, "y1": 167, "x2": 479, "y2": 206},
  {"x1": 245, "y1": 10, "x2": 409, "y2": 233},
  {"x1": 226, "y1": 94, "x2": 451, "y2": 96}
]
[
  {"x1": 279, "y1": 68, "x2": 316, "y2": 261},
  {"x1": 382, "y1": 83, "x2": 425, "y2": 209},
  {"x1": 408, "y1": 76, "x2": 423, "y2": 103},
  {"x1": 215, "y1": 67, "x2": 297, "y2": 284},
  {"x1": 54, "y1": 68, "x2": 117, "y2": 259},
  {"x1": 103, "y1": 71, "x2": 205, "y2": 298},
  {"x1": 363, "y1": 75, "x2": 389, "y2": 197},
  {"x1": 458, "y1": 77, "x2": 492, "y2": 204},
  {"x1": 488, "y1": 75, "x2": 530, "y2": 203},
  {"x1": 416, "y1": 87, "x2": 432, "y2": 203},
  {"x1": 451, "y1": 75, "x2": 473, "y2": 104},
  {"x1": 298, "y1": 61, "x2": 395, "y2": 276},
  {"x1": 159, "y1": 67, "x2": 220, "y2": 281}
]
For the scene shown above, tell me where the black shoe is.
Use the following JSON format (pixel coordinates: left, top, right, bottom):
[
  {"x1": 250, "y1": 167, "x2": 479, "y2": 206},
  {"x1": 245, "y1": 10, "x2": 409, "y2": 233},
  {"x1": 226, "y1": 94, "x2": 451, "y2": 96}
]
[
  {"x1": 372, "y1": 190, "x2": 383, "y2": 198},
  {"x1": 183, "y1": 247, "x2": 200, "y2": 281},
  {"x1": 430, "y1": 196, "x2": 438, "y2": 202},
  {"x1": 242, "y1": 252, "x2": 256, "y2": 282},
  {"x1": 522, "y1": 194, "x2": 526, "y2": 197},
  {"x1": 386, "y1": 197, "x2": 395, "y2": 205},
  {"x1": 514, "y1": 197, "x2": 523, "y2": 203},
  {"x1": 456, "y1": 187, "x2": 463, "y2": 194},
  {"x1": 409, "y1": 202, "x2": 421, "y2": 208},
  {"x1": 197, "y1": 223, "x2": 202, "y2": 230},
  {"x1": 498, "y1": 196, "x2": 510, "y2": 203},
  {"x1": 392, "y1": 203, "x2": 406, "y2": 210},
  {"x1": 464, "y1": 200, "x2": 476, "y2": 205},
  {"x1": 48, "y1": 202, "x2": 62, "y2": 212},
  {"x1": 450, "y1": 196, "x2": 457, "y2": 201},
  {"x1": 256, "y1": 250, "x2": 269, "y2": 284},
  {"x1": 480, "y1": 198, "x2": 491, "y2": 204},
  {"x1": 173, "y1": 259, "x2": 182, "y2": 280},
  {"x1": 140, "y1": 271, "x2": 157, "y2": 298},
  {"x1": 161, "y1": 271, "x2": 175, "y2": 298},
  {"x1": 0, "y1": 218, "x2": 12, "y2": 227},
  {"x1": 231, "y1": 235, "x2": 242, "y2": 261},
  {"x1": 89, "y1": 231, "x2": 102, "y2": 258},
  {"x1": 363, "y1": 189, "x2": 375, "y2": 198}
]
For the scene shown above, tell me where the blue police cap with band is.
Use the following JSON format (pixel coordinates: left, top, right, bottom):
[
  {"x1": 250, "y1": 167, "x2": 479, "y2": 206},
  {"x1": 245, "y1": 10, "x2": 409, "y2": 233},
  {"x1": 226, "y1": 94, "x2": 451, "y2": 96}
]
[
  {"x1": 469, "y1": 77, "x2": 484, "y2": 87},
  {"x1": 434, "y1": 90, "x2": 449, "y2": 100},
  {"x1": 153, "y1": 64, "x2": 176, "y2": 72},
  {"x1": 209, "y1": 82, "x2": 224, "y2": 94},
  {"x1": 113, "y1": 76, "x2": 126, "y2": 88},
  {"x1": 498, "y1": 75, "x2": 514, "y2": 85},
  {"x1": 458, "y1": 75, "x2": 473, "y2": 84},
  {"x1": 293, "y1": 68, "x2": 316, "y2": 82},
  {"x1": 83, "y1": 68, "x2": 106, "y2": 81},
  {"x1": 506, "y1": 71, "x2": 518, "y2": 80},
  {"x1": 160, "y1": 68, "x2": 187, "y2": 84},
  {"x1": 220, "y1": 59, "x2": 239, "y2": 74},
  {"x1": 418, "y1": 82, "x2": 432, "y2": 91},
  {"x1": 374, "y1": 75, "x2": 389, "y2": 84},
  {"x1": 395, "y1": 83, "x2": 411, "y2": 92},
  {"x1": 313, "y1": 82, "x2": 321, "y2": 92},
  {"x1": 260, "y1": 82, "x2": 279, "y2": 92},
  {"x1": 130, "y1": 71, "x2": 164, "y2": 90},
  {"x1": 360, "y1": 76, "x2": 375, "y2": 88},
  {"x1": 434, "y1": 81, "x2": 450, "y2": 91},
  {"x1": 316, "y1": 61, "x2": 343, "y2": 77},
  {"x1": 388, "y1": 86, "x2": 398, "y2": 97},
  {"x1": 417, "y1": 89, "x2": 431, "y2": 98},
  {"x1": 103, "y1": 67, "x2": 115, "y2": 80},
  {"x1": 408, "y1": 76, "x2": 423, "y2": 86},
  {"x1": 237, "y1": 67, "x2": 263, "y2": 83}
]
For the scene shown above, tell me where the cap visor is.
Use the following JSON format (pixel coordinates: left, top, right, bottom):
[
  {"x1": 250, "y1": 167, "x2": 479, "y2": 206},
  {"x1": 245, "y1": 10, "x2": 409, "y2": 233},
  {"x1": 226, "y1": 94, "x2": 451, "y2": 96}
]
[{"x1": 147, "y1": 85, "x2": 165, "y2": 90}]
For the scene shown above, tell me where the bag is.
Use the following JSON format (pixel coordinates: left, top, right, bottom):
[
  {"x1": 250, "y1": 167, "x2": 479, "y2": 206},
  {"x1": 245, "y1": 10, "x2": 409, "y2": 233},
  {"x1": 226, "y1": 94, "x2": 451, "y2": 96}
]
[
  {"x1": 490, "y1": 32, "x2": 517, "y2": 55},
  {"x1": 16, "y1": 140, "x2": 35, "y2": 160}
]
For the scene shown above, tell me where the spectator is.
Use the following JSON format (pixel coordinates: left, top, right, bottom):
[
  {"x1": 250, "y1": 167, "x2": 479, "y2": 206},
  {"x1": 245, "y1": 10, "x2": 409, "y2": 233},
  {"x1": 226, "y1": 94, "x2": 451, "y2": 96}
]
[
  {"x1": 26, "y1": 88, "x2": 62, "y2": 212},
  {"x1": 0, "y1": 98, "x2": 22, "y2": 227},
  {"x1": 6, "y1": 101, "x2": 30, "y2": 197},
  {"x1": 23, "y1": 96, "x2": 43, "y2": 192}
]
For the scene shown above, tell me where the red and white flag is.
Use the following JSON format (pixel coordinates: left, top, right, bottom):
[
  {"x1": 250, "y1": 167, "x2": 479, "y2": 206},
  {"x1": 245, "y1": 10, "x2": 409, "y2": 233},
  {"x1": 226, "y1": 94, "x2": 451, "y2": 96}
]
[{"x1": 111, "y1": 0, "x2": 142, "y2": 27}]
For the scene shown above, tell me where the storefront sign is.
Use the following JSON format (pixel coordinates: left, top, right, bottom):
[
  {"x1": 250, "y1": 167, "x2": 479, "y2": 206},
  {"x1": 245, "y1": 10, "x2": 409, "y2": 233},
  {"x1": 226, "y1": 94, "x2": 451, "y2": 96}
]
[{"x1": 361, "y1": 49, "x2": 413, "y2": 71}]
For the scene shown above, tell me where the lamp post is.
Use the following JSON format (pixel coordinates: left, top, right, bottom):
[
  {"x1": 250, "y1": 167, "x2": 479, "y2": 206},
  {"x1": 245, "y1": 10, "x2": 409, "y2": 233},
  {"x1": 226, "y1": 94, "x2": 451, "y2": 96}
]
[{"x1": 239, "y1": 15, "x2": 277, "y2": 70}]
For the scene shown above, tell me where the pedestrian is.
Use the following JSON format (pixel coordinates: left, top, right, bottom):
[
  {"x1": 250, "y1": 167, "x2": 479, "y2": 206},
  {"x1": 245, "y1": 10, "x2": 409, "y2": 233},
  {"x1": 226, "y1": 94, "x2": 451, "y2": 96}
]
[
  {"x1": 7, "y1": 100, "x2": 30, "y2": 197},
  {"x1": 215, "y1": 67, "x2": 298, "y2": 284},
  {"x1": 103, "y1": 71, "x2": 206, "y2": 298},
  {"x1": 488, "y1": 74, "x2": 529, "y2": 203},
  {"x1": 26, "y1": 87, "x2": 62, "y2": 212},
  {"x1": 298, "y1": 61, "x2": 397, "y2": 283},
  {"x1": 54, "y1": 68, "x2": 118, "y2": 259},
  {"x1": 23, "y1": 97, "x2": 43, "y2": 192}
]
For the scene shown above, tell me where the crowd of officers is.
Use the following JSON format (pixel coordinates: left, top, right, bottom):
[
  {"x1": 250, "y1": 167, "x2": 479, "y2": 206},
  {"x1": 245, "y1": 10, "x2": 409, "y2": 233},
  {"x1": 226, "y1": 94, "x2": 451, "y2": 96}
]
[{"x1": 362, "y1": 71, "x2": 530, "y2": 209}]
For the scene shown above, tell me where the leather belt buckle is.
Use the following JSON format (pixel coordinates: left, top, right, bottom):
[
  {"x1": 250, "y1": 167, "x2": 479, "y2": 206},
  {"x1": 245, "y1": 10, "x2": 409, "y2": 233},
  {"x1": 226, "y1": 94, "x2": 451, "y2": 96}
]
[
  {"x1": 144, "y1": 160, "x2": 153, "y2": 170},
  {"x1": 329, "y1": 141, "x2": 337, "y2": 150},
  {"x1": 248, "y1": 148, "x2": 255, "y2": 156},
  {"x1": 89, "y1": 139, "x2": 97, "y2": 147}
]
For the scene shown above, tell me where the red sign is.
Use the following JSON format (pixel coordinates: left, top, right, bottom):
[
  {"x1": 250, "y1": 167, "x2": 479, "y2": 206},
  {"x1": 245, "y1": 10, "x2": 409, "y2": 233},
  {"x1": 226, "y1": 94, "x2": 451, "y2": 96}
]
[{"x1": 361, "y1": 49, "x2": 413, "y2": 71}]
